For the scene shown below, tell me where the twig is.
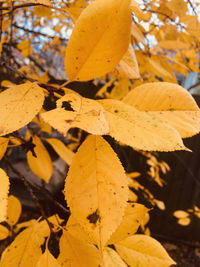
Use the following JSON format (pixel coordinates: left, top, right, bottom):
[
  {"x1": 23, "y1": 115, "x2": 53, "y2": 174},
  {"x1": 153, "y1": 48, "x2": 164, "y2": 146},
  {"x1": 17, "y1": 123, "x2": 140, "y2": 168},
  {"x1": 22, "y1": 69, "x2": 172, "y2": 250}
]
[
  {"x1": 187, "y1": 81, "x2": 200, "y2": 91},
  {"x1": 187, "y1": 0, "x2": 197, "y2": 15}
]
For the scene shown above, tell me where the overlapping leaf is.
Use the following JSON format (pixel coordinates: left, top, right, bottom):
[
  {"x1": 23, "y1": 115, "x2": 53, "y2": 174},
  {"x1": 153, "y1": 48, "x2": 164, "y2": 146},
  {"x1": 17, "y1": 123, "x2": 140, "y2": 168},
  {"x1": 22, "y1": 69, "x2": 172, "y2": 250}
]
[
  {"x1": 102, "y1": 247, "x2": 127, "y2": 267},
  {"x1": 108, "y1": 203, "x2": 148, "y2": 244},
  {"x1": 65, "y1": 0, "x2": 132, "y2": 81},
  {"x1": 0, "y1": 220, "x2": 50, "y2": 267},
  {"x1": 0, "y1": 83, "x2": 44, "y2": 136},
  {"x1": 58, "y1": 231, "x2": 101, "y2": 267},
  {"x1": 41, "y1": 91, "x2": 109, "y2": 136},
  {"x1": 65, "y1": 135, "x2": 128, "y2": 249},
  {"x1": 0, "y1": 137, "x2": 9, "y2": 160},
  {"x1": 123, "y1": 82, "x2": 200, "y2": 138},
  {"x1": 115, "y1": 235, "x2": 176, "y2": 267},
  {"x1": 99, "y1": 99, "x2": 187, "y2": 151},
  {"x1": 27, "y1": 135, "x2": 53, "y2": 183},
  {"x1": 36, "y1": 249, "x2": 61, "y2": 267}
]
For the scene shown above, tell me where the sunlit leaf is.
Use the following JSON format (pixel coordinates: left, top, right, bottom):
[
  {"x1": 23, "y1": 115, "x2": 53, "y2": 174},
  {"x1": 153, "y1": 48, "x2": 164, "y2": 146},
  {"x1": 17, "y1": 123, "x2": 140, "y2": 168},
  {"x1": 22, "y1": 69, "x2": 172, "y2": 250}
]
[
  {"x1": 103, "y1": 247, "x2": 127, "y2": 267},
  {"x1": 99, "y1": 99, "x2": 187, "y2": 151},
  {"x1": 65, "y1": 0, "x2": 132, "y2": 81},
  {"x1": 41, "y1": 92, "x2": 109, "y2": 136},
  {"x1": 123, "y1": 82, "x2": 200, "y2": 138},
  {"x1": 115, "y1": 235, "x2": 176, "y2": 267},
  {"x1": 0, "y1": 225, "x2": 9, "y2": 241},
  {"x1": 108, "y1": 203, "x2": 148, "y2": 244},
  {"x1": 0, "y1": 83, "x2": 44, "y2": 137},
  {"x1": 173, "y1": 210, "x2": 189, "y2": 219},
  {"x1": 36, "y1": 248, "x2": 61, "y2": 267},
  {"x1": 58, "y1": 230, "x2": 101, "y2": 267},
  {"x1": 0, "y1": 137, "x2": 9, "y2": 160},
  {"x1": 65, "y1": 135, "x2": 128, "y2": 249}
]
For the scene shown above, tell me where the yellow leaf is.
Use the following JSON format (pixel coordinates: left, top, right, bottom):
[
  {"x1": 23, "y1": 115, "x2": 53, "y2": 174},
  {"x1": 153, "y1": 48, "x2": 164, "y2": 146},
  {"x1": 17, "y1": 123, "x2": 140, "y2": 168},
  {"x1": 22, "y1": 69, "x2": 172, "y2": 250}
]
[
  {"x1": 103, "y1": 247, "x2": 127, "y2": 267},
  {"x1": 115, "y1": 235, "x2": 176, "y2": 267},
  {"x1": 0, "y1": 137, "x2": 9, "y2": 160},
  {"x1": 0, "y1": 220, "x2": 50, "y2": 267},
  {"x1": 154, "y1": 199, "x2": 165, "y2": 210},
  {"x1": 17, "y1": 40, "x2": 33, "y2": 57},
  {"x1": 147, "y1": 57, "x2": 173, "y2": 79},
  {"x1": 178, "y1": 217, "x2": 191, "y2": 226},
  {"x1": 110, "y1": 79, "x2": 131, "y2": 100},
  {"x1": 123, "y1": 82, "x2": 200, "y2": 138},
  {"x1": 67, "y1": 214, "x2": 94, "y2": 244},
  {"x1": 46, "y1": 138, "x2": 74, "y2": 166},
  {"x1": 157, "y1": 40, "x2": 189, "y2": 50},
  {"x1": 65, "y1": 0, "x2": 132, "y2": 81},
  {"x1": 116, "y1": 44, "x2": 140, "y2": 79},
  {"x1": 36, "y1": 248, "x2": 61, "y2": 267},
  {"x1": 7, "y1": 195, "x2": 22, "y2": 226},
  {"x1": 13, "y1": 0, "x2": 52, "y2": 5},
  {"x1": 27, "y1": 135, "x2": 53, "y2": 183},
  {"x1": 131, "y1": 23, "x2": 145, "y2": 43},
  {"x1": 58, "y1": 230, "x2": 101, "y2": 267},
  {"x1": 173, "y1": 210, "x2": 189, "y2": 219},
  {"x1": 41, "y1": 92, "x2": 109, "y2": 136},
  {"x1": 108, "y1": 203, "x2": 148, "y2": 244},
  {"x1": 65, "y1": 135, "x2": 128, "y2": 249},
  {"x1": 0, "y1": 225, "x2": 9, "y2": 240},
  {"x1": 0, "y1": 83, "x2": 44, "y2": 137},
  {"x1": 99, "y1": 99, "x2": 187, "y2": 151},
  {"x1": 166, "y1": 0, "x2": 187, "y2": 17},
  {"x1": 0, "y1": 169, "x2": 9, "y2": 223}
]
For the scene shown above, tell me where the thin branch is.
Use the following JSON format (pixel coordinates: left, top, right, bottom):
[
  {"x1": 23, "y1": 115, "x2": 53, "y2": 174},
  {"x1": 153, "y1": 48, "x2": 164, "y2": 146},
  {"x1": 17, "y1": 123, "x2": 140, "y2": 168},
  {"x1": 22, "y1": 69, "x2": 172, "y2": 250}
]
[
  {"x1": 187, "y1": 0, "x2": 197, "y2": 15},
  {"x1": 188, "y1": 80, "x2": 200, "y2": 91},
  {"x1": 13, "y1": 23, "x2": 67, "y2": 41}
]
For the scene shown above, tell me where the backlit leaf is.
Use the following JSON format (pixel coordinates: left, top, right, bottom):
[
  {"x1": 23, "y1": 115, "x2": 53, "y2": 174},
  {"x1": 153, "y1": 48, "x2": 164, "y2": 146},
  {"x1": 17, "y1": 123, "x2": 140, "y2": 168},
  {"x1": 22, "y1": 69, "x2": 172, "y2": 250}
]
[
  {"x1": 173, "y1": 210, "x2": 189, "y2": 219},
  {"x1": 65, "y1": 135, "x2": 128, "y2": 249},
  {"x1": 103, "y1": 247, "x2": 127, "y2": 267},
  {"x1": 36, "y1": 248, "x2": 61, "y2": 267},
  {"x1": 108, "y1": 203, "x2": 148, "y2": 244},
  {"x1": 178, "y1": 217, "x2": 191, "y2": 226},
  {"x1": 116, "y1": 44, "x2": 140, "y2": 79},
  {"x1": 0, "y1": 83, "x2": 44, "y2": 137},
  {"x1": 0, "y1": 137, "x2": 9, "y2": 160},
  {"x1": 99, "y1": 99, "x2": 187, "y2": 151},
  {"x1": 58, "y1": 230, "x2": 101, "y2": 267},
  {"x1": 123, "y1": 82, "x2": 200, "y2": 138},
  {"x1": 0, "y1": 169, "x2": 9, "y2": 223},
  {"x1": 27, "y1": 135, "x2": 53, "y2": 183},
  {"x1": 65, "y1": 0, "x2": 132, "y2": 81},
  {"x1": 46, "y1": 138, "x2": 74, "y2": 166},
  {"x1": 41, "y1": 92, "x2": 109, "y2": 136},
  {"x1": 7, "y1": 195, "x2": 22, "y2": 226},
  {"x1": 115, "y1": 235, "x2": 176, "y2": 267}
]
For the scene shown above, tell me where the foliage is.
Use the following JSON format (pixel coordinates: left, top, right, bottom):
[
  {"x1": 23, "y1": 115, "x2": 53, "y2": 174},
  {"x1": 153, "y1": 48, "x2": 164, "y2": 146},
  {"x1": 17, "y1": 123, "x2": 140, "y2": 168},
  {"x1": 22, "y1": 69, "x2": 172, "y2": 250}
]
[{"x1": 0, "y1": 0, "x2": 200, "y2": 266}]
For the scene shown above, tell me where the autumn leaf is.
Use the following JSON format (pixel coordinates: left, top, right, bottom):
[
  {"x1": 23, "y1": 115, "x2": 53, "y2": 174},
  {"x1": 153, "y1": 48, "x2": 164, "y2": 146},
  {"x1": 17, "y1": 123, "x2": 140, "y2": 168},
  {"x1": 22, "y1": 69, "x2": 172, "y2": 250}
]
[
  {"x1": 36, "y1": 248, "x2": 61, "y2": 267},
  {"x1": 0, "y1": 83, "x2": 44, "y2": 137},
  {"x1": 0, "y1": 225, "x2": 9, "y2": 241},
  {"x1": 99, "y1": 99, "x2": 187, "y2": 151},
  {"x1": 0, "y1": 137, "x2": 9, "y2": 160},
  {"x1": 65, "y1": 0, "x2": 132, "y2": 81},
  {"x1": 7, "y1": 195, "x2": 22, "y2": 226},
  {"x1": 102, "y1": 247, "x2": 127, "y2": 267},
  {"x1": 108, "y1": 203, "x2": 148, "y2": 244},
  {"x1": 41, "y1": 92, "x2": 109, "y2": 136},
  {"x1": 0, "y1": 220, "x2": 50, "y2": 267},
  {"x1": 58, "y1": 230, "x2": 101, "y2": 267},
  {"x1": 46, "y1": 138, "x2": 74, "y2": 166},
  {"x1": 27, "y1": 135, "x2": 53, "y2": 183},
  {"x1": 0, "y1": 169, "x2": 9, "y2": 223},
  {"x1": 115, "y1": 235, "x2": 176, "y2": 267},
  {"x1": 123, "y1": 82, "x2": 200, "y2": 138},
  {"x1": 65, "y1": 135, "x2": 128, "y2": 249}
]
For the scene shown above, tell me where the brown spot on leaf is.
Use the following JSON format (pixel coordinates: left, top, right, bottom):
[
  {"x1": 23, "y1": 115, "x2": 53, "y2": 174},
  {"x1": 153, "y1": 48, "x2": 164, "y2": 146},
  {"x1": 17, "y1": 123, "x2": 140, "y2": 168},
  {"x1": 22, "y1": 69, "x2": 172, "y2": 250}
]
[{"x1": 87, "y1": 209, "x2": 100, "y2": 225}]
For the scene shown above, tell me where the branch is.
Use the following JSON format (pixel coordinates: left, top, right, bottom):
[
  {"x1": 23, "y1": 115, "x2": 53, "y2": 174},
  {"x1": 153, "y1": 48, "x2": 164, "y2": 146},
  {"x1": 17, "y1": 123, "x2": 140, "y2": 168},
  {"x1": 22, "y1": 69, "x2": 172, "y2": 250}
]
[
  {"x1": 187, "y1": 0, "x2": 197, "y2": 15},
  {"x1": 13, "y1": 23, "x2": 67, "y2": 42},
  {"x1": 188, "y1": 80, "x2": 200, "y2": 91}
]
